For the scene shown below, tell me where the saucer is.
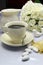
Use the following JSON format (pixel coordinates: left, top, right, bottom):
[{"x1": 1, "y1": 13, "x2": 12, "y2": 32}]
[{"x1": 1, "y1": 31, "x2": 33, "y2": 46}]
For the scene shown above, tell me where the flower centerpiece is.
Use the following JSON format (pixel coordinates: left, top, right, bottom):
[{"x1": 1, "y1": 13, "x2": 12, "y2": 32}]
[{"x1": 20, "y1": 0, "x2": 43, "y2": 31}]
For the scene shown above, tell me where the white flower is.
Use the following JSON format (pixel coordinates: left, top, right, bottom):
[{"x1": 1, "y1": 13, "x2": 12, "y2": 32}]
[
  {"x1": 20, "y1": 0, "x2": 43, "y2": 31},
  {"x1": 31, "y1": 11, "x2": 39, "y2": 19},
  {"x1": 39, "y1": 21, "x2": 43, "y2": 27},
  {"x1": 29, "y1": 19, "x2": 36, "y2": 26},
  {"x1": 20, "y1": 1, "x2": 43, "y2": 22},
  {"x1": 20, "y1": 1, "x2": 34, "y2": 21},
  {"x1": 38, "y1": 10, "x2": 43, "y2": 19},
  {"x1": 25, "y1": 16, "x2": 30, "y2": 22}
]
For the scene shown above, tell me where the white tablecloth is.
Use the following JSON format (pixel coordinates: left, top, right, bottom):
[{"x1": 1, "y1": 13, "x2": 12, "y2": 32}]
[
  {"x1": 0, "y1": 31, "x2": 43, "y2": 65},
  {"x1": 0, "y1": 13, "x2": 43, "y2": 65}
]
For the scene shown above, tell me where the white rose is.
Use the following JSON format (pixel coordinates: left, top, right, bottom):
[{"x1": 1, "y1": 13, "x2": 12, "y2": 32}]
[
  {"x1": 20, "y1": 1, "x2": 34, "y2": 21},
  {"x1": 39, "y1": 21, "x2": 43, "y2": 27},
  {"x1": 38, "y1": 10, "x2": 43, "y2": 19},
  {"x1": 20, "y1": 0, "x2": 43, "y2": 31}
]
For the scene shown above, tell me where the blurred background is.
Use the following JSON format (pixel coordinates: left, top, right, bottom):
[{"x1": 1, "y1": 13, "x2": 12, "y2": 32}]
[{"x1": 0, "y1": 0, "x2": 43, "y2": 10}]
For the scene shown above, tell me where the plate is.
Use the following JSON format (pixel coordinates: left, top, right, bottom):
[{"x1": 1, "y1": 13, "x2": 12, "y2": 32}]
[{"x1": 1, "y1": 31, "x2": 33, "y2": 47}]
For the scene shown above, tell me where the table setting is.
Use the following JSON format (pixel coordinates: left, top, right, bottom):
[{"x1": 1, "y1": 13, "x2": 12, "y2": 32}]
[{"x1": 0, "y1": 0, "x2": 43, "y2": 65}]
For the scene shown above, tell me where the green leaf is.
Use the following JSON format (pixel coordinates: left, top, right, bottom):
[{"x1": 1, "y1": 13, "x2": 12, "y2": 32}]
[{"x1": 35, "y1": 0, "x2": 41, "y2": 3}]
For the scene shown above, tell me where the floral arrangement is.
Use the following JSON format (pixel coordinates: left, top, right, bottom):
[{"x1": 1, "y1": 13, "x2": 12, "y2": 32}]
[{"x1": 20, "y1": 0, "x2": 43, "y2": 31}]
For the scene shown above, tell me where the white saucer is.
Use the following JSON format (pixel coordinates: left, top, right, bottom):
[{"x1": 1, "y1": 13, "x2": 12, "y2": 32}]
[{"x1": 1, "y1": 31, "x2": 33, "y2": 47}]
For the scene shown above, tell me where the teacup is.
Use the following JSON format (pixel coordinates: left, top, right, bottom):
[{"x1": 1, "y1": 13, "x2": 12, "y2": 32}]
[{"x1": 2, "y1": 21, "x2": 28, "y2": 43}]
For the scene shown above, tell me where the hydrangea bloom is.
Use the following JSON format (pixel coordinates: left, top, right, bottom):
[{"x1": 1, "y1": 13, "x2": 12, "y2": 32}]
[
  {"x1": 20, "y1": 1, "x2": 43, "y2": 31},
  {"x1": 20, "y1": 1, "x2": 43, "y2": 20}
]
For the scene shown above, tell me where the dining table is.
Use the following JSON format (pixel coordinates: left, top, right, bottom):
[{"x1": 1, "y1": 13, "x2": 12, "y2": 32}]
[{"x1": 0, "y1": 13, "x2": 43, "y2": 65}]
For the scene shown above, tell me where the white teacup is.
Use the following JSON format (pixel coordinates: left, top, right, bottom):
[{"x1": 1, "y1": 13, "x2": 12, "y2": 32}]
[{"x1": 2, "y1": 21, "x2": 28, "y2": 43}]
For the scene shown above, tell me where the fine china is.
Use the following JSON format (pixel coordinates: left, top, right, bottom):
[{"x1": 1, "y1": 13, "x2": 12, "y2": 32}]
[
  {"x1": 0, "y1": 9, "x2": 21, "y2": 16},
  {"x1": 1, "y1": 31, "x2": 33, "y2": 46},
  {"x1": 2, "y1": 21, "x2": 28, "y2": 43},
  {"x1": 0, "y1": 9, "x2": 21, "y2": 27}
]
